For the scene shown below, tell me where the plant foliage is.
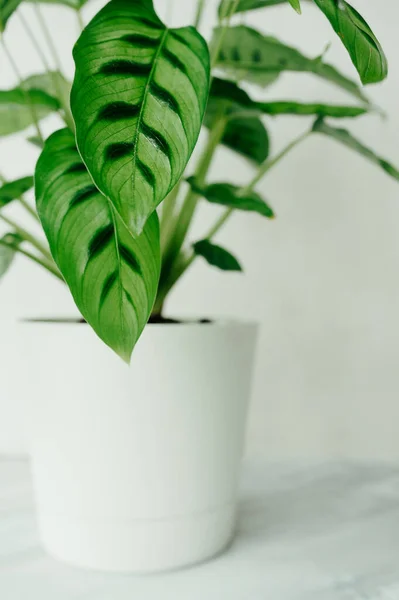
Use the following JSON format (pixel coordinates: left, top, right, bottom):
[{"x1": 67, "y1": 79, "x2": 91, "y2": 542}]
[
  {"x1": 71, "y1": 0, "x2": 210, "y2": 235},
  {"x1": 35, "y1": 129, "x2": 161, "y2": 362}
]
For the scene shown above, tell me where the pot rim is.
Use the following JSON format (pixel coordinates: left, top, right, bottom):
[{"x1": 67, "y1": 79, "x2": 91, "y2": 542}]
[{"x1": 18, "y1": 316, "x2": 259, "y2": 329}]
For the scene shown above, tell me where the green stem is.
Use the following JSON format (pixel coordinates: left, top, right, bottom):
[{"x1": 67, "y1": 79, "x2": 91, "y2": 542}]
[
  {"x1": 0, "y1": 240, "x2": 63, "y2": 281},
  {"x1": 160, "y1": 182, "x2": 181, "y2": 251},
  {"x1": 19, "y1": 9, "x2": 72, "y2": 129},
  {"x1": 161, "y1": 113, "x2": 228, "y2": 274},
  {"x1": 155, "y1": 128, "x2": 311, "y2": 310},
  {"x1": 33, "y1": 2, "x2": 63, "y2": 74},
  {"x1": 18, "y1": 197, "x2": 40, "y2": 221},
  {"x1": 33, "y1": 1, "x2": 75, "y2": 131},
  {"x1": 18, "y1": 10, "x2": 51, "y2": 71},
  {"x1": 76, "y1": 7, "x2": 85, "y2": 31},
  {"x1": 1, "y1": 37, "x2": 44, "y2": 143},
  {"x1": 245, "y1": 129, "x2": 311, "y2": 191},
  {"x1": 194, "y1": 0, "x2": 205, "y2": 29},
  {"x1": 0, "y1": 213, "x2": 52, "y2": 260}
]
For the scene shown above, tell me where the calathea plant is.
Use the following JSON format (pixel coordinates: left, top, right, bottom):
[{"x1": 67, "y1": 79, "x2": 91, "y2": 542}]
[{"x1": 0, "y1": 0, "x2": 397, "y2": 362}]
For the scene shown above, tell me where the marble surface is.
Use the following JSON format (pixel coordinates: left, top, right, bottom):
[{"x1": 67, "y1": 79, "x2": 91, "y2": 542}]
[{"x1": 1, "y1": 459, "x2": 399, "y2": 599}]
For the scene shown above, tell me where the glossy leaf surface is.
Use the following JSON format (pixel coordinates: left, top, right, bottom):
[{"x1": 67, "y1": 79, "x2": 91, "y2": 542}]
[
  {"x1": 35, "y1": 128, "x2": 161, "y2": 362},
  {"x1": 313, "y1": 0, "x2": 387, "y2": 84},
  {"x1": 193, "y1": 240, "x2": 242, "y2": 271},
  {"x1": 71, "y1": 0, "x2": 210, "y2": 235}
]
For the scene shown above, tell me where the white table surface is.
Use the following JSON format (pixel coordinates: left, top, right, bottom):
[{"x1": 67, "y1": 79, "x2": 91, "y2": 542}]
[{"x1": 1, "y1": 459, "x2": 399, "y2": 599}]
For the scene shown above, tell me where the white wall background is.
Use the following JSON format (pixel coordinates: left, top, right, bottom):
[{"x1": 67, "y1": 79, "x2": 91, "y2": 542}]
[{"x1": 0, "y1": 0, "x2": 398, "y2": 459}]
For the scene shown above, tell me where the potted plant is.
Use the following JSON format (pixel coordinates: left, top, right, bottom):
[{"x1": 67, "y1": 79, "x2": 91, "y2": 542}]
[{"x1": 1, "y1": 0, "x2": 398, "y2": 573}]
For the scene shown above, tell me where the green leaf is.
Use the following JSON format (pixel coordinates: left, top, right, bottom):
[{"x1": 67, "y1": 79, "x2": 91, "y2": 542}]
[
  {"x1": 313, "y1": 0, "x2": 388, "y2": 85},
  {"x1": 0, "y1": 0, "x2": 22, "y2": 31},
  {"x1": 71, "y1": 0, "x2": 210, "y2": 236},
  {"x1": 27, "y1": 0, "x2": 90, "y2": 8},
  {"x1": 0, "y1": 233, "x2": 22, "y2": 278},
  {"x1": 258, "y1": 100, "x2": 368, "y2": 118},
  {"x1": 312, "y1": 118, "x2": 399, "y2": 181},
  {"x1": 205, "y1": 80, "x2": 269, "y2": 163},
  {"x1": 214, "y1": 25, "x2": 368, "y2": 101},
  {"x1": 0, "y1": 176, "x2": 34, "y2": 208},
  {"x1": 219, "y1": 0, "x2": 290, "y2": 19},
  {"x1": 209, "y1": 77, "x2": 368, "y2": 120},
  {"x1": 222, "y1": 115, "x2": 269, "y2": 163},
  {"x1": 24, "y1": 72, "x2": 72, "y2": 114},
  {"x1": 35, "y1": 128, "x2": 161, "y2": 363},
  {"x1": 0, "y1": 87, "x2": 59, "y2": 137},
  {"x1": 288, "y1": 0, "x2": 301, "y2": 14},
  {"x1": 209, "y1": 77, "x2": 253, "y2": 111},
  {"x1": 187, "y1": 177, "x2": 274, "y2": 218},
  {"x1": 193, "y1": 240, "x2": 242, "y2": 271}
]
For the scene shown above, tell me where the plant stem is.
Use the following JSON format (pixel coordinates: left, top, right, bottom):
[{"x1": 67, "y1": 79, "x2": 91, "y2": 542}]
[
  {"x1": 160, "y1": 183, "x2": 181, "y2": 250},
  {"x1": 1, "y1": 37, "x2": 44, "y2": 143},
  {"x1": 245, "y1": 128, "x2": 311, "y2": 191},
  {"x1": 155, "y1": 128, "x2": 312, "y2": 310},
  {"x1": 33, "y1": 0, "x2": 75, "y2": 131},
  {"x1": 19, "y1": 9, "x2": 71, "y2": 129},
  {"x1": 0, "y1": 239, "x2": 63, "y2": 281},
  {"x1": 193, "y1": 0, "x2": 205, "y2": 29},
  {"x1": 0, "y1": 213, "x2": 52, "y2": 260},
  {"x1": 76, "y1": 7, "x2": 85, "y2": 31},
  {"x1": 18, "y1": 197, "x2": 40, "y2": 221},
  {"x1": 18, "y1": 10, "x2": 51, "y2": 71},
  {"x1": 33, "y1": 2, "x2": 63, "y2": 74},
  {"x1": 161, "y1": 113, "x2": 228, "y2": 274}
]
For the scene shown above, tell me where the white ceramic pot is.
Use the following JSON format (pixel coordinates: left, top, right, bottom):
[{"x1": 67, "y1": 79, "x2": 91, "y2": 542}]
[{"x1": 26, "y1": 320, "x2": 258, "y2": 573}]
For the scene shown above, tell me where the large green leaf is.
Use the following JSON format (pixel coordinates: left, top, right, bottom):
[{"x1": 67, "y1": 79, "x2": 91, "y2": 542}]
[
  {"x1": 313, "y1": 0, "x2": 387, "y2": 85},
  {"x1": 214, "y1": 25, "x2": 368, "y2": 102},
  {"x1": 193, "y1": 240, "x2": 242, "y2": 272},
  {"x1": 35, "y1": 128, "x2": 161, "y2": 363},
  {"x1": 71, "y1": 0, "x2": 210, "y2": 236},
  {"x1": 0, "y1": 0, "x2": 22, "y2": 31},
  {"x1": 312, "y1": 119, "x2": 399, "y2": 181},
  {"x1": 258, "y1": 100, "x2": 367, "y2": 118},
  {"x1": 0, "y1": 233, "x2": 22, "y2": 279},
  {"x1": 187, "y1": 177, "x2": 274, "y2": 218},
  {"x1": 0, "y1": 87, "x2": 59, "y2": 137},
  {"x1": 0, "y1": 176, "x2": 34, "y2": 208}
]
